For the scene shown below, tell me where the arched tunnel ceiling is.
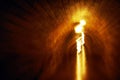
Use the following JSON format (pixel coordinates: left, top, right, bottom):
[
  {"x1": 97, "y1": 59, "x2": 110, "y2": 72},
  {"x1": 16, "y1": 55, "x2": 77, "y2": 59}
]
[{"x1": 0, "y1": 0, "x2": 120, "y2": 80}]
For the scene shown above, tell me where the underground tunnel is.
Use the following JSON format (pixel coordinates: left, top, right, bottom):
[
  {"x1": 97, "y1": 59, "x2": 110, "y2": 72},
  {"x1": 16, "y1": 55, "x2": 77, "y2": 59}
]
[{"x1": 0, "y1": 0, "x2": 120, "y2": 80}]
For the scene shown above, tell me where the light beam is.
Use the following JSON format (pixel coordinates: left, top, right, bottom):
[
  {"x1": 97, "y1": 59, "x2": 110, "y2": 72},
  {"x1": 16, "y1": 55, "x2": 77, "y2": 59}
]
[{"x1": 75, "y1": 19, "x2": 86, "y2": 80}]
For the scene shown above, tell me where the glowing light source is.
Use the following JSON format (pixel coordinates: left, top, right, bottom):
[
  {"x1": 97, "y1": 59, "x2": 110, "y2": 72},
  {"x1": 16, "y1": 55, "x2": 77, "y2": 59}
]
[
  {"x1": 75, "y1": 19, "x2": 86, "y2": 80},
  {"x1": 80, "y1": 20, "x2": 86, "y2": 26},
  {"x1": 74, "y1": 19, "x2": 86, "y2": 33},
  {"x1": 74, "y1": 25, "x2": 83, "y2": 33}
]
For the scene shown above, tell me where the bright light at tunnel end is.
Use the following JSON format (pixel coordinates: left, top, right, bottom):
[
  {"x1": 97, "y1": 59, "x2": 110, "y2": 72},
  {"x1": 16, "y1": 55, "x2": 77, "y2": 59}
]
[
  {"x1": 74, "y1": 19, "x2": 86, "y2": 53},
  {"x1": 80, "y1": 20, "x2": 86, "y2": 26},
  {"x1": 74, "y1": 19, "x2": 86, "y2": 33}
]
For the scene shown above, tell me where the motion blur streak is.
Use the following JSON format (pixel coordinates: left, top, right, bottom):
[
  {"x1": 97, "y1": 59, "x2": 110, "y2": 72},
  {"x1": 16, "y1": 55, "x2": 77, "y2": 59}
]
[
  {"x1": 75, "y1": 20, "x2": 86, "y2": 80},
  {"x1": 76, "y1": 51, "x2": 81, "y2": 80},
  {"x1": 82, "y1": 46, "x2": 86, "y2": 77},
  {"x1": 76, "y1": 46, "x2": 86, "y2": 80}
]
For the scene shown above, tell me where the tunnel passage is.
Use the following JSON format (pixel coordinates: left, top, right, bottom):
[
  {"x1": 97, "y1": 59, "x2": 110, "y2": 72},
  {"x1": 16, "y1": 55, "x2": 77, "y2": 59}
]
[{"x1": 0, "y1": 0, "x2": 120, "y2": 80}]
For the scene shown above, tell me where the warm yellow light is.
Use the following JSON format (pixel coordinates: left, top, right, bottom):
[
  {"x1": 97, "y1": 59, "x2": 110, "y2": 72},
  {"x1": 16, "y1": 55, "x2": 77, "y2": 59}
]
[
  {"x1": 74, "y1": 20, "x2": 86, "y2": 33},
  {"x1": 76, "y1": 32, "x2": 84, "y2": 53},
  {"x1": 75, "y1": 25, "x2": 83, "y2": 33},
  {"x1": 76, "y1": 46, "x2": 86, "y2": 80},
  {"x1": 75, "y1": 19, "x2": 86, "y2": 80},
  {"x1": 76, "y1": 53, "x2": 81, "y2": 80},
  {"x1": 80, "y1": 20, "x2": 86, "y2": 26}
]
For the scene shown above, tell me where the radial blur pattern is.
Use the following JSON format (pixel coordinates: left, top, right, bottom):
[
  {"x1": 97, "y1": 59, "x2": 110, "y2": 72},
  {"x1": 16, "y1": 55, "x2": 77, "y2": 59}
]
[{"x1": 0, "y1": 0, "x2": 120, "y2": 80}]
